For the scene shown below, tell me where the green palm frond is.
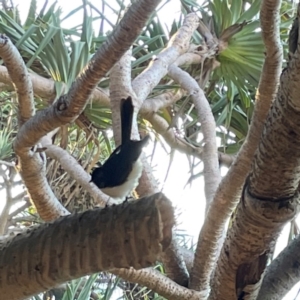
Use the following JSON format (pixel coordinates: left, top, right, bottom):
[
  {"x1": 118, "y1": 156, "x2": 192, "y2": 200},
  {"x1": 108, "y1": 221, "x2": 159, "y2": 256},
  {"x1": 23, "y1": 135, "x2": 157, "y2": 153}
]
[{"x1": 0, "y1": 129, "x2": 13, "y2": 160}]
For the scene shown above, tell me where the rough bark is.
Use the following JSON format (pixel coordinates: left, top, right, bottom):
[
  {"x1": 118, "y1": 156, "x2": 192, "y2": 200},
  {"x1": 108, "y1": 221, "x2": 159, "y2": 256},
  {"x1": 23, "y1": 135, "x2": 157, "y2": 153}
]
[
  {"x1": 257, "y1": 234, "x2": 300, "y2": 300},
  {"x1": 249, "y1": 6, "x2": 300, "y2": 199},
  {"x1": 112, "y1": 267, "x2": 205, "y2": 300},
  {"x1": 0, "y1": 193, "x2": 174, "y2": 300},
  {"x1": 161, "y1": 238, "x2": 190, "y2": 287},
  {"x1": 0, "y1": 35, "x2": 35, "y2": 125},
  {"x1": 0, "y1": 34, "x2": 68, "y2": 220},
  {"x1": 190, "y1": 0, "x2": 283, "y2": 292},
  {"x1": 210, "y1": 188, "x2": 299, "y2": 300},
  {"x1": 210, "y1": 4, "x2": 300, "y2": 297}
]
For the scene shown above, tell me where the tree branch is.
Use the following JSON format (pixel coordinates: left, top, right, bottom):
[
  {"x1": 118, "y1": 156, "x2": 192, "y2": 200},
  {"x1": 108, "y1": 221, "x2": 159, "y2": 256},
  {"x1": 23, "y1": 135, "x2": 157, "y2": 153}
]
[
  {"x1": 209, "y1": 188, "x2": 299, "y2": 300},
  {"x1": 0, "y1": 65, "x2": 110, "y2": 105},
  {"x1": 160, "y1": 238, "x2": 190, "y2": 286},
  {"x1": 132, "y1": 13, "x2": 200, "y2": 104},
  {"x1": 0, "y1": 193, "x2": 174, "y2": 300},
  {"x1": 257, "y1": 234, "x2": 300, "y2": 300},
  {"x1": 109, "y1": 49, "x2": 134, "y2": 145},
  {"x1": 112, "y1": 267, "x2": 204, "y2": 300},
  {"x1": 40, "y1": 134, "x2": 111, "y2": 207},
  {"x1": 0, "y1": 35, "x2": 70, "y2": 221},
  {"x1": 109, "y1": 50, "x2": 159, "y2": 198},
  {"x1": 146, "y1": 112, "x2": 203, "y2": 158},
  {"x1": 3, "y1": 0, "x2": 162, "y2": 221},
  {"x1": 189, "y1": 0, "x2": 283, "y2": 292},
  {"x1": 0, "y1": 36, "x2": 34, "y2": 125},
  {"x1": 15, "y1": 0, "x2": 163, "y2": 151},
  {"x1": 168, "y1": 64, "x2": 220, "y2": 210}
]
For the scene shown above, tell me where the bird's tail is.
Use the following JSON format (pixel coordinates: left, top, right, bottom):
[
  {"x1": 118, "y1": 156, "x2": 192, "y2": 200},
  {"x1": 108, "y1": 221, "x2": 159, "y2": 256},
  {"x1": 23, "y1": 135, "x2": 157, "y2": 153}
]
[{"x1": 121, "y1": 96, "x2": 134, "y2": 143}]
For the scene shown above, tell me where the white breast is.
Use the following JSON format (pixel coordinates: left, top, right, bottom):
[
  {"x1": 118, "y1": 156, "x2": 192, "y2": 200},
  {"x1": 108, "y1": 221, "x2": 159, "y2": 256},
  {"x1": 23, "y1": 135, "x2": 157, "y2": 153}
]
[{"x1": 101, "y1": 158, "x2": 143, "y2": 201}]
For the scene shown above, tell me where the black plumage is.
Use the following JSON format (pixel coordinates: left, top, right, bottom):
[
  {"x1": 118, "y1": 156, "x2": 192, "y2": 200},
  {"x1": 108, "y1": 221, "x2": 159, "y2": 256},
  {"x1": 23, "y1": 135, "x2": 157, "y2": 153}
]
[{"x1": 90, "y1": 96, "x2": 149, "y2": 200}]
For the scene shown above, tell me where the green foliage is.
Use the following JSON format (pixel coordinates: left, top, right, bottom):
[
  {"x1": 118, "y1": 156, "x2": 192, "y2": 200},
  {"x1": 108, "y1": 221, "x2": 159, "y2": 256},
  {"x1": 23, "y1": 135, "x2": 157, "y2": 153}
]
[
  {"x1": 0, "y1": 93, "x2": 16, "y2": 161},
  {"x1": 0, "y1": 0, "x2": 94, "y2": 97},
  {"x1": 0, "y1": 129, "x2": 13, "y2": 160},
  {"x1": 62, "y1": 274, "x2": 98, "y2": 300},
  {"x1": 0, "y1": 0, "x2": 297, "y2": 298}
]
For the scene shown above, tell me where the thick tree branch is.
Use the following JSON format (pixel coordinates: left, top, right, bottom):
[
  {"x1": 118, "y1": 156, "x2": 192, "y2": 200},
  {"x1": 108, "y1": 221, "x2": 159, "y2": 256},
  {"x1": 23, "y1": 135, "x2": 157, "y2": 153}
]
[
  {"x1": 168, "y1": 64, "x2": 220, "y2": 292},
  {"x1": 66, "y1": 0, "x2": 163, "y2": 116},
  {"x1": 257, "y1": 234, "x2": 300, "y2": 300},
  {"x1": 210, "y1": 189, "x2": 299, "y2": 300},
  {"x1": 207, "y1": 9, "x2": 300, "y2": 297},
  {"x1": 0, "y1": 36, "x2": 69, "y2": 221},
  {"x1": 249, "y1": 4, "x2": 300, "y2": 198},
  {"x1": 0, "y1": 36, "x2": 34, "y2": 125},
  {"x1": 0, "y1": 193, "x2": 174, "y2": 300},
  {"x1": 190, "y1": 0, "x2": 283, "y2": 292}
]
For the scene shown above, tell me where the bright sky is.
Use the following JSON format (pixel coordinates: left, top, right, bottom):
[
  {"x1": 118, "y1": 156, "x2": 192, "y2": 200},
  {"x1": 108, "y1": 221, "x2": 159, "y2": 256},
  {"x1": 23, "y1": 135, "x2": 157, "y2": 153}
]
[
  {"x1": 6, "y1": 1, "x2": 300, "y2": 299},
  {"x1": 13, "y1": 0, "x2": 182, "y2": 32}
]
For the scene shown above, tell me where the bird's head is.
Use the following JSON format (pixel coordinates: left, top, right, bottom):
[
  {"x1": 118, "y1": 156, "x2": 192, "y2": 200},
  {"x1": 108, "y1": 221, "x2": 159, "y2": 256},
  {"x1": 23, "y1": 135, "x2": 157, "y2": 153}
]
[{"x1": 90, "y1": 167, "x2": 106, "y2": 188}]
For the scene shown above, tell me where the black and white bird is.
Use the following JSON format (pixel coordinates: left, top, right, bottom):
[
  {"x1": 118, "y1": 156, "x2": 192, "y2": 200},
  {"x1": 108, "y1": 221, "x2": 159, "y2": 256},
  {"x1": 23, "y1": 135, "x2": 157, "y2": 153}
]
[{"x1": 90, "y1": 96, "x2": 150, "y2": 201}]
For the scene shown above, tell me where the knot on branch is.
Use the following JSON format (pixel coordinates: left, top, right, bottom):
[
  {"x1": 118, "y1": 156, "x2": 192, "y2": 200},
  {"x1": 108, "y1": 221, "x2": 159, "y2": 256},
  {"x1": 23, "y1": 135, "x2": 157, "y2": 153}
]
[{"x1": 56, "y1": 94, "x2": 68, "y2": 111}]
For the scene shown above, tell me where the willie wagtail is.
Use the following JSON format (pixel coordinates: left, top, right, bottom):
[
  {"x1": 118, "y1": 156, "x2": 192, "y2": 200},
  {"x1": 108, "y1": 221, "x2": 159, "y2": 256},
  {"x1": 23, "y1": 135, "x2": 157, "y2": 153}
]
[{"x1": 90, "y1": 96, "x2": 150, "y2": 200}]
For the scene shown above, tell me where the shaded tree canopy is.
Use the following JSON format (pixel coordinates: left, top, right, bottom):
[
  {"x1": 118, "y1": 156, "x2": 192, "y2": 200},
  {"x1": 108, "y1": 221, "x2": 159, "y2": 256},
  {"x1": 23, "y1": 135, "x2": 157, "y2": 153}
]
[{"x1": 0, "y1": 0, "x2": 300, "y2": 299}]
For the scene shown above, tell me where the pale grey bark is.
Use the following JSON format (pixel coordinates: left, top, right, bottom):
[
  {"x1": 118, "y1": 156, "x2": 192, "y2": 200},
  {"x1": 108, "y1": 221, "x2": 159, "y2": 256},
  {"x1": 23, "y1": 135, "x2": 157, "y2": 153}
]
[
  {"x1": 132, "y1": 13, "x2": 200, "y2": 105},
  {"x1": 0, "y1": 65, "x2": 110, "y2": 105},
  {"x1": 161, "y1": 239, "x2": 190, "y2": 287},
  {"x1": 191, "y1": 0, "x2": 283, "y2": 293},
  {"x1": 0, "y1": 193, "x2": 174, "y2": 300},
  {"x1": 0, "y1": 35, "x2": 35, "y2": 125},
  {"x1": 40, "y1": 134, "x2": 110, "y2": 206},
  {"x1": 210, "y1": 188, "x2": 299, "y2": 300},
  {"x1": 109, "y1": 49, "x2": 134, "y2": 146},
  {"x1": 0, "y1": 0, "x2": 163, "y2": 221},
  {"x1": 210, "y1": 1, "x2": 300, "y2": 296},
  {"x1": 168, "y1": 64, "x2": 220, "y2": 210},
  {"x1": 146, "y1": 112, "x2": 203, "y2": 158},
  {"x1": 257, "y1": 234, "x2": 300, "y2": 300},
  {"x1": 112, "y1": 267, "x2": 205, "y2": 300}
]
